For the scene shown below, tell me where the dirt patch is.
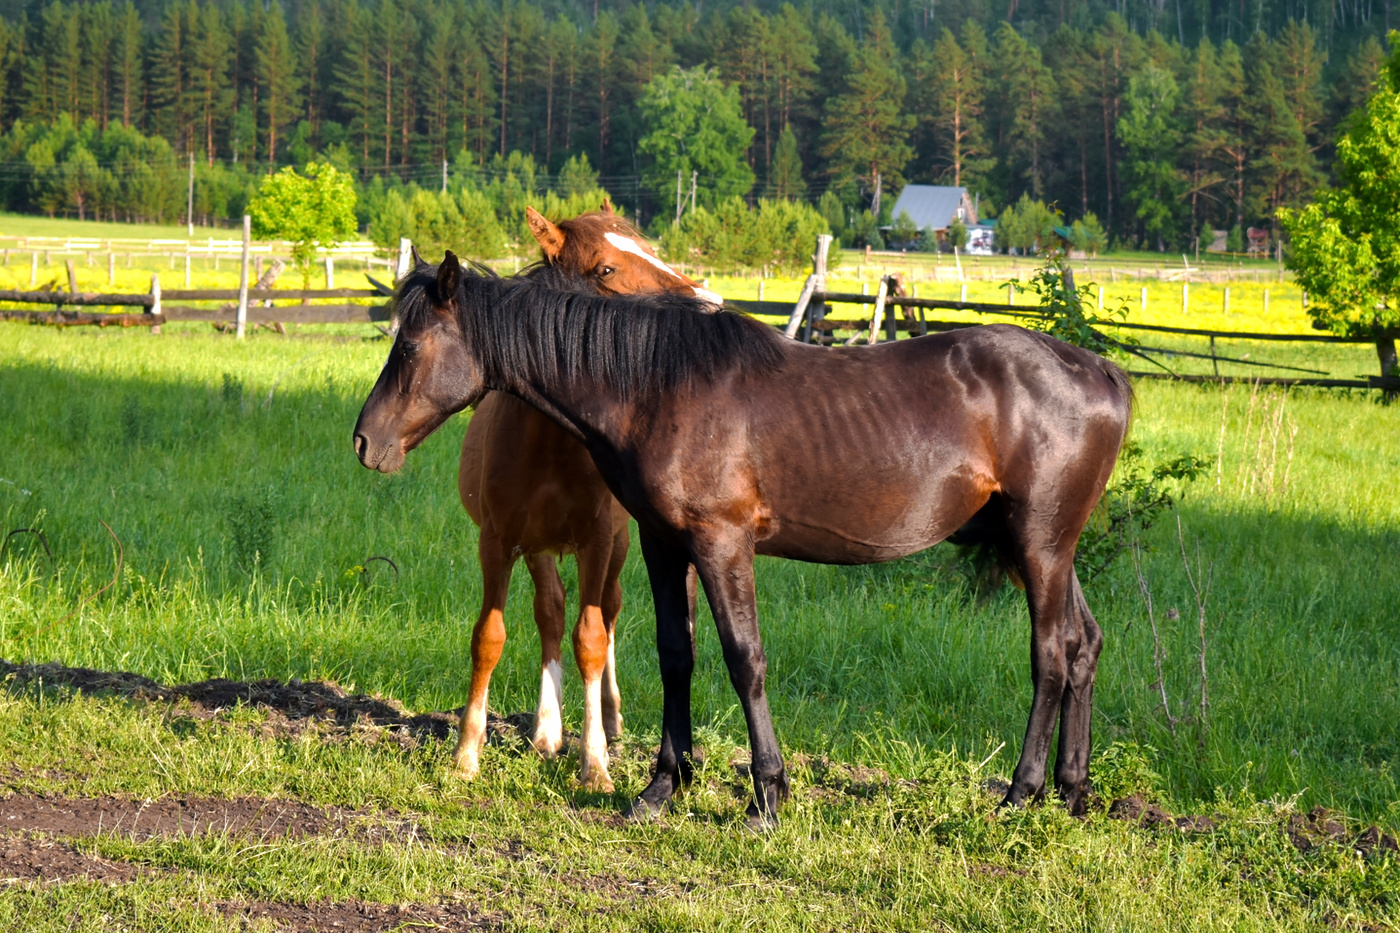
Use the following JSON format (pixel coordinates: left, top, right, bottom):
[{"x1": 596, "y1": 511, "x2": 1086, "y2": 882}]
[
  {"x1": 0, "y1": 793, "x2": 421, "y2": 843},
  {"x1": 0, "y1": 832, "x2": 146, "y2": 883},
  {"x1": 0, "y1": 660, "x2": 459, "y2": 742},
  {"x1": 1108, "y1": 795, "x2": 1217, "y2": 833},
  {"x1": 217, "y1": 898, "x2": 499, "y2": 932},
  {"x1": 1287, "y1": 806, "x2": 1398, "y2": 857}
]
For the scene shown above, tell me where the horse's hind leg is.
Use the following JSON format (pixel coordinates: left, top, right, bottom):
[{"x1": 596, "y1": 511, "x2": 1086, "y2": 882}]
[
  {"x1": 600, "y1": 522, "x2": 629, "y2": 742},
  {"x1": 573, "y1": 529, "x2": 618, "y2": 791},
  {"x1": 1053, "y1": 570, "x2": 1102, "y2": 814},
  {"x1": 1003, "y1": 512, "x2": 1102, "y2": 814},
  {"x1": 525, "y1": 554, "x2": 567, "y2": 757},
  {"x1": 452, "y1": 527, "x2": 514, "y2": 779}
]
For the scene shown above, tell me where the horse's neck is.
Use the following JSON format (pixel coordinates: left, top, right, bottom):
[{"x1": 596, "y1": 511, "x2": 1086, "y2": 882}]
[{"x1": 473, "y1": 298, "x2": 630, "y2": 448}]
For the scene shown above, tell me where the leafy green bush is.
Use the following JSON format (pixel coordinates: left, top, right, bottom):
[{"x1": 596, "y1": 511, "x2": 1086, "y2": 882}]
[{"x1": 659, "y1": 197, "x2": 829, "y2": 273}]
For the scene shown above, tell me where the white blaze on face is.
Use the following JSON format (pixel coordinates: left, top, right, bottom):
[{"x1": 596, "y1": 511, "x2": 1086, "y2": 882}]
[
  {"x1": 692, "y1": 287, "x2": 724, "y2": 306},
  {"x1": 603, "y1": 231, "x2": 691, "y2": 284}
]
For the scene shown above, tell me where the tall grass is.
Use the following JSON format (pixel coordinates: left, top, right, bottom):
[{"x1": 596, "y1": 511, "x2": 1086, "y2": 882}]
[{"x1": 0, "y1": 322, "x2": 1396, "y2": 825}]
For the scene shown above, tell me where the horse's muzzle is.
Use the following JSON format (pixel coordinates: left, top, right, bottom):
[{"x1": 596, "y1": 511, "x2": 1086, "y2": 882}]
[{"x1": 353, "y1": 432, "x2": 405, "y2": 473}]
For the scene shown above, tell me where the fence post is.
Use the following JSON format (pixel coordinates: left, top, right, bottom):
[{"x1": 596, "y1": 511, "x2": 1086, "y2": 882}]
[
  {"x1": 1182, "y1": 282, "x2": 1188, "y2": 315},
  {"x1": 29, "y1": 252, "x2": 37, "y2": 286},
  {"x1": 236, "y1": 214, "x2": 250, "y2": 339},
  {"x1": 149, "y1": 273, "x2": 162, "y2": 336},
  {"x1": 65, "y1": 259, "x2": 78, "y2": 295},
  {"x1": 396, "y1": 237, "x2": 412, "y2": 281},
  {"x1": 1140, "y1": 286, "x2": 1147, "y2": 313},
  {"x1": 325, "y1": 255, "x2": 335, "y2": 289},
  {"x1": 1378, "y1": 336, "x2": 1398, "y2": 400},
  {"x1": 1223, "y1": 286, "x2": 1230, "y2": 316},
  {"x1": 960, "y1": 283, "x2": 968, "y2": 303},
  {"x1": 108, "y1": 252, "x2": 115, "y2": 285},
  {"x1": 184, "y1": 252, "x2": 191, "y2": 288}
]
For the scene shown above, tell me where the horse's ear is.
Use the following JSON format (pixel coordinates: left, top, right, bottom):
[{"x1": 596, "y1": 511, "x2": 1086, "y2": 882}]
[
  {"x1": 600, "y1": 197, "x2": 614, "y2": 215},
  {"x1": 525, "y1": 206, "x2": 566, "y2": 261},
  {"x1": 437, "y1": 251, "x2": 462, "y2": 306},
  {"x1": 410, "y1": 244, "x2": 426, "y2": 268}
]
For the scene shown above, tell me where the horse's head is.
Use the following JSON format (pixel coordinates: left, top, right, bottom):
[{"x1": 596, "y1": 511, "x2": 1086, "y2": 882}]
[
  {"x1": 525, "y1": 203, "x2": 721, "y2": 304},
  {"x1": 353, "y1": 252, "x2": 480, "y2": 474}
]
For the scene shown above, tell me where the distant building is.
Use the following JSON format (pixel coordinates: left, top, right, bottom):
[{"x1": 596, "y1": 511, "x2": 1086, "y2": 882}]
[
  {"x1": 885, "y1": 185, "x2": 990, "y2": 253},
  {"x1": 886, "y1": 185, "x2": 979, "y2": 233}
]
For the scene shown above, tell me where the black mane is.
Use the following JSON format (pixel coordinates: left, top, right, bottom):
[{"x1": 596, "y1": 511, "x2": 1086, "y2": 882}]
[{"x1": 395, "y1": 262, "x2": 786, "y2": 400}]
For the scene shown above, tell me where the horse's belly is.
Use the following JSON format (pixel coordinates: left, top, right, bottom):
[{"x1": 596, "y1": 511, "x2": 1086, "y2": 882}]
[{"x1": 755, "y1": 473, "x2": 991, "y2": 565}]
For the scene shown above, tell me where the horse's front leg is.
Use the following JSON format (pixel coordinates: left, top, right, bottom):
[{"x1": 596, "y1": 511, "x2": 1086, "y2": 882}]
[
  {"x1": 600, "y1": 520, "x2": 630, "y2": 742},
  {"x1": 627, "y1": 531, "x2": 696, "y2": 819},
  {"x1": 452, "y1": 526, "x2": 514, "y2": 779},
  {"x1": 692, "y1": 535, "x2": 789, "y2": 828},
  {"x1": 524, "y1": 553, "x2": 566, "y2": 757},
  {"x1": 571, "y1": 526, "x2": 623, "y2": 792}
]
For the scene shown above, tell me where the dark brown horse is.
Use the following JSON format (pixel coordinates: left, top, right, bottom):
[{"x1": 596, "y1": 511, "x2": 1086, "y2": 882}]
[
  {"x1": 454, "y1": 203, "x2": 710, "y2": 790},
  {"x1": 354, "y1": 254, "x2": 1133, "y2": 825}
]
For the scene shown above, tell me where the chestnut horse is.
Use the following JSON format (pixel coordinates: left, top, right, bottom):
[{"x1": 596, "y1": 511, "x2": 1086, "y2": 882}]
[
  {"x1": 454, "y1": 202, "x2": 713, "y2": 791},
  {"x1": 355, "y1": 254, "x2": 1132, "y2": 826}
]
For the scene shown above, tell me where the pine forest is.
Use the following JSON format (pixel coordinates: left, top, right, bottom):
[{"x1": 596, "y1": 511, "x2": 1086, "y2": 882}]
[{"x1": 0, "y1": 0, "x2": 1391, "y2": 252}]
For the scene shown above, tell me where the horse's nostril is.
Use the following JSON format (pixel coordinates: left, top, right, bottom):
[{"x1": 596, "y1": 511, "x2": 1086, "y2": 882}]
[{"x1": 353, "y1": 433, "x2": 368, "y2": 461}]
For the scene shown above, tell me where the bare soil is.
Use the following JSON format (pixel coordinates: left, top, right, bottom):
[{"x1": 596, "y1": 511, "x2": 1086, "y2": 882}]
[
  {"x1": 0, "y1": 659, "x2": 460, "y2": 742},
  {"x1": 0, "y1": 793, "x2": 410, "y2": 843},
  {"x1": 0, "y1": 832, "x2": 146, "y2": 883},
  {"x1": 216, "y1": 899, "x2": 500, "y2": 932}
]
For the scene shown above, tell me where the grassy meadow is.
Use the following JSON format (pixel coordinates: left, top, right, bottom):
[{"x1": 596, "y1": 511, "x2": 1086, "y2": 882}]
[{"x1": 0, "y1": 308, "x2": 1396, "y2": 928}]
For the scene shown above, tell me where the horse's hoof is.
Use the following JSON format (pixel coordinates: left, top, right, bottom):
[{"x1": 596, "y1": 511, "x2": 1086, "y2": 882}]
[
  {"x1": 623, "y1": 797, "x2": 667, "y2": 822},
  {"x1": 452, "y1": 760, "x2": 480, "y2": 781},
  {"x1": 581, "y1": 772, "x2": 615, "y2": 794},
  {"x1": 744, "y1": 802, "x2": 779, "y2": 833}
]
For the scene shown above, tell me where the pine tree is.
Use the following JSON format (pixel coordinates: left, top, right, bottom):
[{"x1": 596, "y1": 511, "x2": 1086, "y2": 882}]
[
  {"x1": 992, "y1": 22, "x2": 1057, "y2": 202},
  {"x1": 23, "y1": 2, "x2": 82, "y2": 122},
  {"x1": 332, "y1": 4, "x2": 373, "y2": 171},
  {"x1": 111, "y1": 1, "x2": 142, "y2": 129},
  {"x1": 927, "y1": 27, "x2": 992, "y2": 189},
  {"x1": 766, "y1": 123, "x2": 805, "y2": 200},
  {"x1": 1244, "y1": 33, "x2": 1319, "y2": 223},
  {"x1": 1117, "y1": 63, "x2": 1185, "y2": 249},
  {"x1": 190, "y1": 2, "x2": 232, "y2": 161},
  {"x1": 147, "y1": 3, "x2": 191, "y2": 151},
  {"x1": 819, "y1": 10, "x2": 913, "y2": 211},
  {"x1": 256, "y1": 1, "x2": 300, "y2": 166},
  {"x1": 294, "y1": 1, "x2": 325, "y2": 149},
  {"x1": 1182, "y1": 38, "x2": 1229, "y2": 237},
  {"x1": 80, "y1": 2, "x2": 114, "y2": 130},
  {"x1": 584, "y1": 11, "x2": 620, "y2": 173}
]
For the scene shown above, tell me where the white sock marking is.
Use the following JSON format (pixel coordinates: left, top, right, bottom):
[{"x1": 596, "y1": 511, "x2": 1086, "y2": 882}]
[{"x1": 535, "y1": 659, "x2": 563, "y2": 751}]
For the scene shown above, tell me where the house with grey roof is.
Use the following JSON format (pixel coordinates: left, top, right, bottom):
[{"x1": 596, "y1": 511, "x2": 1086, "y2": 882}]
[{"x1": 886, "y1": 185, "x2": 979, "y2": 233}]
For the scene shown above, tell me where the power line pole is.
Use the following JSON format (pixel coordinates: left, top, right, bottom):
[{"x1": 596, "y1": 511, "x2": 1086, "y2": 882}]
[
  {"x1": 690, "y1": 170, "x2": 697, "y2": 215},
  {"x1": 442, "y1": 158, "x2": 448, "y2": 193},
  {"x1": 674, "y1": 168, "x2": 683, "y2": 226}
]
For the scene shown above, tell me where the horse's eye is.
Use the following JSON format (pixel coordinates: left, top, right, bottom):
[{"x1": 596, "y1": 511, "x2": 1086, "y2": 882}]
[
  {"x1": 598, "y1": 266, "x2": 614, "y2": 277},
  {"x1": 401, "y1": 341, "x2": 419, "y2": 356}
]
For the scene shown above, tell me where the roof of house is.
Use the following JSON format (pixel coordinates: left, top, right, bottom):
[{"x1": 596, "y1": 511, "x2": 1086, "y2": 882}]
[{"x1": 887, "y1": 185, "x2": 970, "y2": 230}]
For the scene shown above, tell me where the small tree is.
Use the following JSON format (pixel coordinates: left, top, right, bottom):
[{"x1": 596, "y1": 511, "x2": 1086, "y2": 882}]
[
  {"x1": 918, "y1": 226, "x2": 941, "y2": 252},
  {"x1": 890, "y1": 210, "x2": 920, "y2": 248},
  {"x1": 557, "y1": 153, "x2": 599, "y2": 199},
  {"x1": 947, "y1": 216, "x2": 969, "y2": 251},
  {"x1": 1225, "y1": 224, "x2": 1244, "y2": 254},
  {"x1": 1280, "y1": 32, "x2": 1400, "y2": 378},
  {"x1": 248, "y1": 161, "x2": 357, "y2": 288}
]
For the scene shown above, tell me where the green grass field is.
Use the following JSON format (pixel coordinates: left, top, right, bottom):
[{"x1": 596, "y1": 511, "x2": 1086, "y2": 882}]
[{"x1": 0, "y1": 320, "x2": 1396, "y2": 930}]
